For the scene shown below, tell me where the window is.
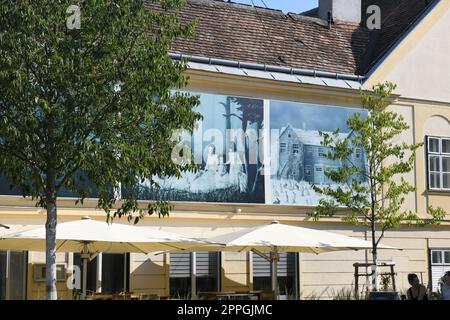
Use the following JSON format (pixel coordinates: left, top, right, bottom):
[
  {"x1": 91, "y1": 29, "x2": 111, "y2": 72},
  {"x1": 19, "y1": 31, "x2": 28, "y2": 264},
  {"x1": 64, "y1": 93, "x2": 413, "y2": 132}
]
[
  {"x1": 0, "y1": 251, "x2": 27, "y2": 300},
  {"x1": 253, "y1": 252, "x2": 297, "y2": 298},
  {"x1": 427, "y1": 136, "x2": 450, "y2": 191},
  {"x1": 170, "y1": 252, "x2": 220, "y2": 298},
  {"x1": 355, "y1": 148, "x2": 362, "y2": 159},
  {"x1": 431, "y1": 250, "x2": 450, "y2": 265},
  {"x1": 292, "y1": 144, "x2": 299, "y2": 154},
  {"x1": 73, "y1": 253, "x2": 129, "y2": 294},
  {"x1": 430, "y1": 249, "x2": 450, "y2": 292},
  {"x1": 305, "y1": 166, "x2": 311, "y2": 176},
  {"x1": 318, "y1": 148, "x2": 325, "y2": 157},
  {"x1": 280, "y1": 143, "x2": 287, "y2": 153},
  {"x1": 315, "y1": 167, "x2": 323, "y2": 172}
]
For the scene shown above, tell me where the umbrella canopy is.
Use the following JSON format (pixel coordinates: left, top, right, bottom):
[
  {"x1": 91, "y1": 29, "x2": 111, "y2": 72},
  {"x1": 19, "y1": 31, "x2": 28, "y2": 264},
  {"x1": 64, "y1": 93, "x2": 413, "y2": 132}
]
[
  {"x1": 177, "y1": 221, "x2": 395, "y2": 254},
  {"x1": 0, "y1": 217, "x2": 207, "y2": 253},
  {"x1": 170, "y1": 220, "x2": 397, "y2": 298},
  {"x1": 0, "y1": 216, "x2": 212, "y2": 299}
]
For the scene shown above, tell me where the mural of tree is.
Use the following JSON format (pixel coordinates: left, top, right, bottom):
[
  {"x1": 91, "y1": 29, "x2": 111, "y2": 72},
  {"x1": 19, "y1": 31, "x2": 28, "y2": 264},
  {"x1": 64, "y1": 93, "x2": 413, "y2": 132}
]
[
  {"x1": 230, "y1": 97, "x2": 264, "y2": 200},
  {"x1": 221, "y1": 97, "x2": 232, "y2": 173}
]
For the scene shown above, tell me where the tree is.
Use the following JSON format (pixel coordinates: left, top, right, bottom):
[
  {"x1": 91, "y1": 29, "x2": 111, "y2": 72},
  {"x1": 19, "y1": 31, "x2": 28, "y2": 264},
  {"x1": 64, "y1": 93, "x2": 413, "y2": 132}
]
[
  {"x1": 230, "y1": 97, "x2": 264, "y2": 200},
  {"x1": 0, "y1": 0, "x2": 201, "y2": 299},
  {"x1": 311, "y1": 82, "x2": 446, "y2": 291}
]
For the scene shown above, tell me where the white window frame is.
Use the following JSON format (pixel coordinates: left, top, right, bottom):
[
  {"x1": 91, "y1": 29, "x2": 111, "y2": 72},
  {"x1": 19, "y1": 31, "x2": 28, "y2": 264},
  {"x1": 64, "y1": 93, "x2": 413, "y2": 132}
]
[
  {"x1": 427, "y1": 136, "x2": 450, "y2": 191},
  {"x1": 292, "y1": 144, "x2": 299, "y2": 154},
  {"x1": 431, "y1": 249, "x2": 450, "y2": 265},
  {"x1": 355, "y1": 148, "x2": 362, "y2": 159}
]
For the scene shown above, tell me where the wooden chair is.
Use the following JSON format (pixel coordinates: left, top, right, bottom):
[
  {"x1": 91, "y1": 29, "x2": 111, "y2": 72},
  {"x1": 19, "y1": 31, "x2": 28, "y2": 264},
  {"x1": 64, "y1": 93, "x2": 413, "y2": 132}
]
[{"x1": 112, "y1": 292, "x2": 134, "y2": 300}]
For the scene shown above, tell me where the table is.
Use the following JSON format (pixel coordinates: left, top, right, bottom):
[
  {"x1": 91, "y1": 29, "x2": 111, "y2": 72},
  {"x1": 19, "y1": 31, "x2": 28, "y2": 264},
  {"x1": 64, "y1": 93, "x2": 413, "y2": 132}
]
[{"x1": 198, "y1": 291, "x2": 261, "y2": 300}]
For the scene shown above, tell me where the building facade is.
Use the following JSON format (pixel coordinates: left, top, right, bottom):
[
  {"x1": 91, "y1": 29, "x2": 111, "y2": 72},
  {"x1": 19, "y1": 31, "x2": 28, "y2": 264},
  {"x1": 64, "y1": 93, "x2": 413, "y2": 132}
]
[{"x1": 1, "y1": 0, "x2": 450, "y2": 299}]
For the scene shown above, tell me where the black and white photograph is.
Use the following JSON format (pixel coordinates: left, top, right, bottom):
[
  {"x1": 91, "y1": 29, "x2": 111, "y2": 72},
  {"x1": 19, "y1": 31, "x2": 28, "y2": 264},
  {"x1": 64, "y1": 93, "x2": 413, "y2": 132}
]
[
  {"x1": 137, "y1": 93, "x2": 265, "y2": 203},
  {"x1": 269, "y1": 101, "x2": 368, "y2": 205}
]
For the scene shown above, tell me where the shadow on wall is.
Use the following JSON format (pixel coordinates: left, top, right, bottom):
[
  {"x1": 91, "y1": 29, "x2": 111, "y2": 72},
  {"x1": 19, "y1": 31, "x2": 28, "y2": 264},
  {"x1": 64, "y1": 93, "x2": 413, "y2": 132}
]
[
  {"x1": 220, "y1": 266, "x2": 251, "y2": 293},
  {"x1": 130, "y1": 255, "x2": 168, "y2": 297}
]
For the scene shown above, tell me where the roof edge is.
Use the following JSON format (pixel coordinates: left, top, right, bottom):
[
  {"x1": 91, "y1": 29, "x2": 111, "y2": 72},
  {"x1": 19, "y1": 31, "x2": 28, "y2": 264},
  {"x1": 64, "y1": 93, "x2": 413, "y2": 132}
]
[{"x1": 170, "y1": 52, "x2": 365, "y2": 82}]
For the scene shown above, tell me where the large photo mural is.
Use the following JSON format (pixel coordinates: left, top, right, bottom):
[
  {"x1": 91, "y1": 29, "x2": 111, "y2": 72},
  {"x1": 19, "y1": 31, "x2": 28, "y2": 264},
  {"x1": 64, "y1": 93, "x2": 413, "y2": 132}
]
[
  {"x1": 0, "y1": 93, "x2": 369, "y2": 207},
  {"x1": 136, "y1": 93, "x2": 265, "y2": 203},
  {"x1": 269, "y1": 100, "x2": 368, "y2": 205}
]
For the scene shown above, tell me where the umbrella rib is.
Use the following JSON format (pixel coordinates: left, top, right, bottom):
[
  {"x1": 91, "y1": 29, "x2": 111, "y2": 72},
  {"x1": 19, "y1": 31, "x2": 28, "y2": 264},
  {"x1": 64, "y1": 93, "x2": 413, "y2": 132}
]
[
  {"x1": 128, "y1": 243, "x2": 149, "y2": 254},
  {"x1": 56, "y1": 239, "x2": 67, "y2": 251},
  {"x1": 161, "y1": 242, "x2": 189, "y2": 251}
]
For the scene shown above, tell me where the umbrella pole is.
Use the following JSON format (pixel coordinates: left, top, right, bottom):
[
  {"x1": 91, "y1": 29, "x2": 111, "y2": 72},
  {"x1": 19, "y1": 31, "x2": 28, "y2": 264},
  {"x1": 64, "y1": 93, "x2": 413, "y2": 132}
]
[
  {"x1": 271, "y1": 247, "x2": 279, "y2": 299},
  {"x1": 81, "y1": 242, "x2": 89, "y2": 300}
]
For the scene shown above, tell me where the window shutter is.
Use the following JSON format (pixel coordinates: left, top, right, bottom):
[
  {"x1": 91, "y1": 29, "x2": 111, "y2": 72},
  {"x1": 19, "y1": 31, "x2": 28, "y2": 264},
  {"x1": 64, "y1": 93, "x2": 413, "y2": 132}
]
[
  {"x1": 196, "y1": 252, "x2": 218, "y2": 277},
  {"x1": 253, "y1": 252, "x2": 294, "y2": 277},
  {"x1": 431, "y1": 264, "x2": 447, "y2": 292},
  {"x1": 170, "y1": 253, "x2": 191, "y2": 278},
  {"x1": 253, "y1": 253, "x2": 270, "y2": 277}
]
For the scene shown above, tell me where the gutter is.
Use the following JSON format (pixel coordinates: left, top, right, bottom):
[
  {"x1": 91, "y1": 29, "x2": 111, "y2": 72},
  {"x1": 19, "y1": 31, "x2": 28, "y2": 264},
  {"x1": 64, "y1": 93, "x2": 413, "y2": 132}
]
[{"x1": 169, "y1": 52, "x2": 365, "y2": 83}]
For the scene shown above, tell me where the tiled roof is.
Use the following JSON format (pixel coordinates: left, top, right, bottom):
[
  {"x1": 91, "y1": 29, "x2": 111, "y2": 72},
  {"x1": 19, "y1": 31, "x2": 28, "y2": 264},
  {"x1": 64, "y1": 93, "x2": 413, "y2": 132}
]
[
  {"x1": 166, "y1": 0, "x2": 371, "y2": 75},
  {"x1": 146, "y1": 0, "x2": 436, "y2": 76},
  {"x1": 358, "y1": 0, "x2": 435, "y2": 74}
]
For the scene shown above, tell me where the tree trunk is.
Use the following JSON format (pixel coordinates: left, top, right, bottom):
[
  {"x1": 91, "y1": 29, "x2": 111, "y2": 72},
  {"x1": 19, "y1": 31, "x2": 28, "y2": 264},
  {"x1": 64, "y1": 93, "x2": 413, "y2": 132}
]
[
  {"x1": 224, "y1": 98, "x2": 232, "y2": 173},
  {"x1": 371, "y1": 221, "x2": 379, "y2": 292},
  {"x1": 46, "y1": 197, "x2": 58, "y2": 300}
]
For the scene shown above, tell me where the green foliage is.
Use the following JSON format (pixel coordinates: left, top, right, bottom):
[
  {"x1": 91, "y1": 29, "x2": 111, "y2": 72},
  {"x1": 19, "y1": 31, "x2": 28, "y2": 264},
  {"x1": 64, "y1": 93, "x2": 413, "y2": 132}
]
[
  {"x1": 311, "y1": 82, "x2": 445, "y2": 250},
  {"x1": 0, "y1": 0, "x2": 201, "y2": 222}
]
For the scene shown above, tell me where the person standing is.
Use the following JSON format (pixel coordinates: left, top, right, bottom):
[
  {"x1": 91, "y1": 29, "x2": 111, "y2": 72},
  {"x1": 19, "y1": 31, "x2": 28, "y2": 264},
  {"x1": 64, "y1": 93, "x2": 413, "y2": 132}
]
[{"x1": 440, "y1": 271, "x2": 450, "y2": 300}]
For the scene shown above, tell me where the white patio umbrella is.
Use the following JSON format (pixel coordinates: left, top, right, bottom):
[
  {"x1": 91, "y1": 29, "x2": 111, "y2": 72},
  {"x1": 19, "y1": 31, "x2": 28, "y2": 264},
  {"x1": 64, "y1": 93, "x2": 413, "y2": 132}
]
[
  {"x1": 171, "y1": 221, "x2": 396, "y2": 297},
  {"x1": 0, "y1": 216, "x2": 211, "y2": 299}
]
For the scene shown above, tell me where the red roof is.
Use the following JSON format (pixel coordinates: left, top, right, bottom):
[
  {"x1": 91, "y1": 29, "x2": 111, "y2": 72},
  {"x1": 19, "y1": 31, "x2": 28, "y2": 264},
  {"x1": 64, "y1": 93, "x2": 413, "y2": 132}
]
[{"x1": 147, "y1": 0, "x2": 437, "y2": 76}]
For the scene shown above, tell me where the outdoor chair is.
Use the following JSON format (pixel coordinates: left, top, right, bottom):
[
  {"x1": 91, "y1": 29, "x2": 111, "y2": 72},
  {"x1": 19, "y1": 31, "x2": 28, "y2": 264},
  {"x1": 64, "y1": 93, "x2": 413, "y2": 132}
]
[
  {"x1": 138, "y1": 294, "x2": 160, "y2": 300},
  {"x1": 258, "y1": 291, "x2": 276, "y2": 300}
]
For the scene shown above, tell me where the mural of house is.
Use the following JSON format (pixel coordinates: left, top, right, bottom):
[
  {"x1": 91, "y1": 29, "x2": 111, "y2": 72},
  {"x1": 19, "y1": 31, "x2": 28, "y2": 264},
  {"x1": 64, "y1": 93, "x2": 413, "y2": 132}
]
[
  {"x1": 277, "y1": 124, "x2": 366, "y2": 185},
  {"x1": 1, "y1": 0, "x2": 450, "y2": 300}
]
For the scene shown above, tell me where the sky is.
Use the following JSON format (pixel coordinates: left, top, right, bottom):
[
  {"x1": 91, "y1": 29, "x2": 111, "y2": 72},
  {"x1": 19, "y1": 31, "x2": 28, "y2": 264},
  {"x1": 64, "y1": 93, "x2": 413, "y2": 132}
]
[
  {"x1": 270, "y1": 101, "x2": 366, "y2": 133},
  {"x1": 232, "y1": 0, "x2": 318, "y2": 14}
]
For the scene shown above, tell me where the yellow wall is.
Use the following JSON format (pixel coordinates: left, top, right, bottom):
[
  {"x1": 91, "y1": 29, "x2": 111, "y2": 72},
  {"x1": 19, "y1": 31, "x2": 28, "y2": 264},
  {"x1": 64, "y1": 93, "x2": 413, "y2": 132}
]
[
  {"x1": 411, "y1": 101, "x2": 450, "y2": 215},
  {"x1": 1, "y1": 60, "x2": 450, "y2": 299}
]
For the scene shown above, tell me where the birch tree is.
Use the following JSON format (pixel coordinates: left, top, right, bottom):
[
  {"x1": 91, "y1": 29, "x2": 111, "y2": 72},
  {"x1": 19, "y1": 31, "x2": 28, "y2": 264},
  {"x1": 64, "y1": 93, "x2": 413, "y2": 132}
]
[{"x1": 312, "y1": 82, "x2": 445, "y2": 291}]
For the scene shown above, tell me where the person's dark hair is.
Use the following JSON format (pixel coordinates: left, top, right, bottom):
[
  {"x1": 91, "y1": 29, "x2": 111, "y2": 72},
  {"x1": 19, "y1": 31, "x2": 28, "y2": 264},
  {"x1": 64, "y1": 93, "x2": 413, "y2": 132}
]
[
  {"x1": 445, "y1": 271, "x2": 450, "y2": 277},
  {"x1": 408, "y1": 273, "x2": 419, "y2": 285}
]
